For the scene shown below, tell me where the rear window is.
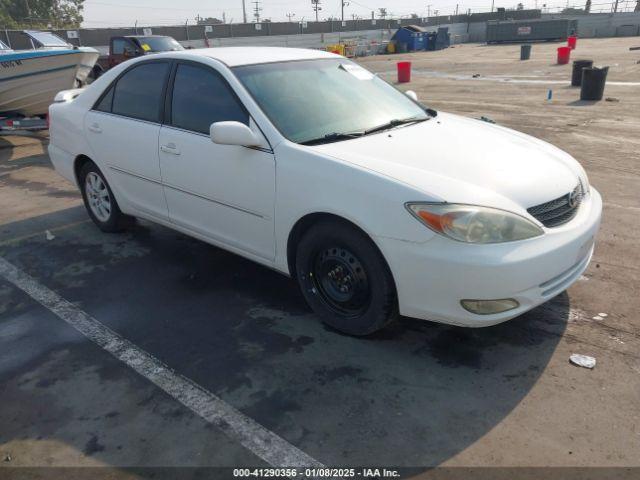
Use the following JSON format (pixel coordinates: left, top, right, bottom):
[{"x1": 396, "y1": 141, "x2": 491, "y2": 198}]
[{"x1": 111, "y1": 62, "x2": 169, "y2": 123}]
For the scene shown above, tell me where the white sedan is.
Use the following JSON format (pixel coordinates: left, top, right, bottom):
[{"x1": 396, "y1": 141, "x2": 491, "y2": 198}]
[{"x1": 48, "y1": 47, "x2": 602, "y2": 336}]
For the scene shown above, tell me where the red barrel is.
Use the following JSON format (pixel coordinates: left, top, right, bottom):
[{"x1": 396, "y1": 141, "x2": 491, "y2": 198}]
[
  {"x1": 557, "y1": 46, "x2": 571, "y2": 65},
  {"x1": 397, "y1": 61, "x2": 411, "y2": 83},
  {"x1": 567, "y1": 35, "x2": 577, "y2": 49}
]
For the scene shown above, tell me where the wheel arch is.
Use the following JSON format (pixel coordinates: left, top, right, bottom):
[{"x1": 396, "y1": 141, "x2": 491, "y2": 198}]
[
  {"x1": 73, "y1": 154, "x2": 94, "y2": 186},
  {"x1": 286, "y1": 212, "x2": 396, "y2": 290}
]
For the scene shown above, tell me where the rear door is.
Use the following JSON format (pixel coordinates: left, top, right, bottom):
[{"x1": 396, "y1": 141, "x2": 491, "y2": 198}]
[
  {"x1": 84, "y1": 60, "x2": 171, "y2": 221},
  {"x1": 158, "y1": 61, "x2": 276, "y2": 259}
]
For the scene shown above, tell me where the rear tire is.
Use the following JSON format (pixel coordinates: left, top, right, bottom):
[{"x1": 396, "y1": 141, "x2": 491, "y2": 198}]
[
  {"x1": 295, "y1": 221, "x2": 398, "y2": 336},
  {"x1": 79, "y1": 161, "x2": 132, "y2": 232}
]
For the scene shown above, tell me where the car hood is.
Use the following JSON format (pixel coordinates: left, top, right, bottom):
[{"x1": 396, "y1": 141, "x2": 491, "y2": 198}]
[{"x1": 312, "y1": 112, "x2": 587, "y2": 214}]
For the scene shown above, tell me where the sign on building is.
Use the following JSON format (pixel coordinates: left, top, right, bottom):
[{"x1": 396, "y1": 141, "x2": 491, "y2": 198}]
[
  {"x1": 142, "y1": 28, "x2": 152, "y2": 36},
  {"x1": 517, "y1": 26, "x2": 532, "y2": 35},
  {"x1": 66, "y1": 30, "x2": 78, "y2": 39}
]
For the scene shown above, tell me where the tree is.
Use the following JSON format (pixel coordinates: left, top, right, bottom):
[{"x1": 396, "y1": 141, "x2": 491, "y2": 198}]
[
  {"x1": 0, "y1": 0, "x2": 84, "y2": 28},
  {"x1": 585, "y1": 0, "x2": 591, "y2": 12},
  {"x1": 378, "y1": 7, "x2": 387, "y2": 19},
  {"x1": 635, "y1": 0, "x2": 639, "y2": 12},
  {"x1": 516, "y1": 3, "x2": 524, "y2": 10},
  {"x1": 196, "y1": 16, "x2": 224, "y2": 25}
]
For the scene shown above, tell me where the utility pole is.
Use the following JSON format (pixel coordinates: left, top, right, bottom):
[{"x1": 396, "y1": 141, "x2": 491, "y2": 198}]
[
  {"x1": 491, "y1": 0, "x2": 495, "y2": 12},
  {"x1": 241, "y1": 0, "x2": 247, "y2": 23},
  {"x1": 286, "y1": 12, "x2": 296, "y2": 21},
  {"x1": 612, "y1": 0, "x2": 619, "y2": 11},
  {"x1": 252, "y1": 0, "x2": 261, "y2": 22},
  {"x1": 311, "y1": 0, "x2": 322, "y2": 22},
  {"x1": 427, "y1": 4, "x2": 432, "y2": 17},
  {"x1": 341, "y1": 1, "x2": 350, "y2": 22},
  {"x1": 455, "y1": 4, "x2": 459, "y2": 15}
]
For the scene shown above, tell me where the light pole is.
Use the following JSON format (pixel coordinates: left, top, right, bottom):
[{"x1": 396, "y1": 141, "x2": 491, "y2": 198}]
[
  {"x1": 286, "y1": 12, "x2": 296, "y2": 21},
  {"x1": 242, "y1": 0, "x2": 247, "y2": 23}
]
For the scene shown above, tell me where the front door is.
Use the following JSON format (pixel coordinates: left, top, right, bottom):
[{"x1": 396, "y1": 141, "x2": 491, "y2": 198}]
[{"x1": 158, "y1": 62, "x2": 276, "y2": 260}]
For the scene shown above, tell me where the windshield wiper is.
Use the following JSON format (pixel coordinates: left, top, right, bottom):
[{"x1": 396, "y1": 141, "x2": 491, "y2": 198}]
[
  {"x1": 363, "y1": 116, "x2": 429, "y2": 135},
  {"x1": 300, "y1": 131, "x2": 365, "y2": 146}
]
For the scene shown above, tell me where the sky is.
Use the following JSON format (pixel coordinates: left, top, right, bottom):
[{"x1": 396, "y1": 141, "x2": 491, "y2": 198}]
[{"x1": 80, "y1": 0, "x2": 628, "y2": 28}]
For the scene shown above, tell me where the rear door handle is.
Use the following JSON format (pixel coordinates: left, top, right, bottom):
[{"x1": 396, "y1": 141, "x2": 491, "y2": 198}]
[
  {"x1": 88, "y1": 123, "x2": 102, "y2": 133},
  {"x1": 160, "y1": 143, "x2": 181, "y2": 155}
]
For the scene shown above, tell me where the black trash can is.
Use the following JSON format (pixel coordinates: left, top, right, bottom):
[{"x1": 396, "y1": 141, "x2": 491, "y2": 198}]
[
  {"x1": 571, "y1": 59, "x2": 593, "y2": 87},
  {"x1": 520, "y1": 44, "x2": 532, "y2": 60},
  {"x1": 580, "y1": 66, "x2": 609, "y2": 101}
]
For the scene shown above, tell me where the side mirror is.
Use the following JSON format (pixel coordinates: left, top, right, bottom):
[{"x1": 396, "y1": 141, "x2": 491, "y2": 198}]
[
  {"x1": 210, "y1": 121, "x2": 261, "y2": 147},
  {"x1": 405, "y1": 90, "x2": 418, "y2": 101}
]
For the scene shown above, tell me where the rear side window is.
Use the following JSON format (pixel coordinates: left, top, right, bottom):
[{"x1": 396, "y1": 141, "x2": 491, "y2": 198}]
[
  {"x1": 171, "y1": 63, "x2": 248, "y2": 134},
  {"x1": 112, "y1": 38, "x2": 126, "y2": 55},
  {"x1": 112, "y1": 62, "x2": 169, "y2": 123}
]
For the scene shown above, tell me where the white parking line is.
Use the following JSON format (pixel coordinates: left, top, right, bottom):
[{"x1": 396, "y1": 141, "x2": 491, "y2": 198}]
[{"x1": 0, "y1": 256, "x2": 323, "y2": 468}]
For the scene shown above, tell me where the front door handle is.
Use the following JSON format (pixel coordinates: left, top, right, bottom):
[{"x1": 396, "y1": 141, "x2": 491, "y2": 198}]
[
  {"x1": 160, "y1": 143, "x2": 181, "y2": 155},
  {"x1": 88, "y1": 123, "x2": 102, "y2": 133}
]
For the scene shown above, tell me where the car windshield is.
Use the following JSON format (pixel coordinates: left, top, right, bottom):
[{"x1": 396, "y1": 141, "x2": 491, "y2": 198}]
[
  {"x1": 233, "y1": 58, "x2": 431, "y2": 144},
  {"x1": 136, "y1": 36, "x2": 184, "y2": 52}
]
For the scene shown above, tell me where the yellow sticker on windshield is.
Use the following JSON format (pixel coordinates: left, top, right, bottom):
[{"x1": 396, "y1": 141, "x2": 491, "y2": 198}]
[{"x1": 141, "y1": 44, "x2": 151, "y2": 51}]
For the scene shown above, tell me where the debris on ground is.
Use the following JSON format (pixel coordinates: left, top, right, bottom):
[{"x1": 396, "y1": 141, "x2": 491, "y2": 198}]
[
  {"x1": 3, "y1": 453, "x2": 11, "y2": 462},
  {"x1": 45, "y1": 230, "x2": 55, "y2": 241},
  {"x1": 598, "y1": 313, "x2": 608, "y2": 318},
  {"x1": 472, "y1": 73, "x2": 480, "y2": 78},
  {"x1": 593, "y1": 312, "x2": 608, "y2": 320},
  {"x1": 567, "y1": 123, "x2": 579, "y2": 127},
  {"x1": 630, "y1": 46, "x2": 640, "y2": 51},
  {"x1": 570, "y1": 354, "x2": 596, "y2": 369},
  {"x1": 479, "y1": 116, "x2": 496, "y2": 124},
  {"x1": 605, "y1": 97, "x2": 620, "y2": 103}
]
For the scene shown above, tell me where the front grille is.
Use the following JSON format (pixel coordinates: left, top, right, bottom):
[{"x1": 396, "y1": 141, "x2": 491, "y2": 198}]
[{"x1": 527, "y1": 182, "x2": 585, "y2": 228}]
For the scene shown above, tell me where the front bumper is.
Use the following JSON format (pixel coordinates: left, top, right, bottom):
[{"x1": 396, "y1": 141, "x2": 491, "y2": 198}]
[{"x1": 377, "y1": 188, "x2": 602, "y2": 327}]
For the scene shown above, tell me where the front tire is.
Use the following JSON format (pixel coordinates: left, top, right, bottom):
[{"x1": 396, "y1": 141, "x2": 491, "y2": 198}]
[
  {"x1": 295, "y1": 221, "x2": 398, "y2": 336},
  {"x1": 79, "y1": 161, "x2": 132, "y2": 232}
]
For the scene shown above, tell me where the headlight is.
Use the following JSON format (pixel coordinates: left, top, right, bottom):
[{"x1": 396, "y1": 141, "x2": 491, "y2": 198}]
[{"x1": 406, "y1": 203, "x2": 544, "y2": 244}]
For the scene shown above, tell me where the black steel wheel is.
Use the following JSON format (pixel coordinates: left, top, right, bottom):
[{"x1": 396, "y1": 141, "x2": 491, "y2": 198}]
[{"x1": 296, "y1": 220, "x2": 398, "y2": 336}]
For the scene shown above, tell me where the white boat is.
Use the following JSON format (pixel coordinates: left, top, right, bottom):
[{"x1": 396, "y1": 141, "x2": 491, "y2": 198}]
[{"x1": 0, "y1": 30, "x2": 99, "y2": 117}]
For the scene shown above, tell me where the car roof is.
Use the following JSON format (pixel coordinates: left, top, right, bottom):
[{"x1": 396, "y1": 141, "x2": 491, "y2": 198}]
[{"x1": 161, "y1": 46, "x2": 339, "y2": 67}]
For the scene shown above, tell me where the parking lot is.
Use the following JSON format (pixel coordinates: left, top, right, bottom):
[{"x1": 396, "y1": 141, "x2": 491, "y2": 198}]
[{"x1": 1, "y1": 37, "x2": 639, "y2": 476}]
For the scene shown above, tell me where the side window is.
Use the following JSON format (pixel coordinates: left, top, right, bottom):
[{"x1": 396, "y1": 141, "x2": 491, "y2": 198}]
[
  {"x1": 171, "y1": 63, "x2": 248, "y2": 134},
  {"x1": 94, "y1": 86, "x2": 114, "y2": 113},
  {"x1": 112, "y1": 62, "x2": 169, "y2": 123},
  {"x1": 112, "y1": 38, "x2": 125, "y2": 55}
]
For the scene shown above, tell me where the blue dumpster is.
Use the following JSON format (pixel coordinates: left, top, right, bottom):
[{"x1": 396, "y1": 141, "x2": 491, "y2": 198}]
[{"x1": 392, "y1": 25, "x2": 428, "y2": 52}]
